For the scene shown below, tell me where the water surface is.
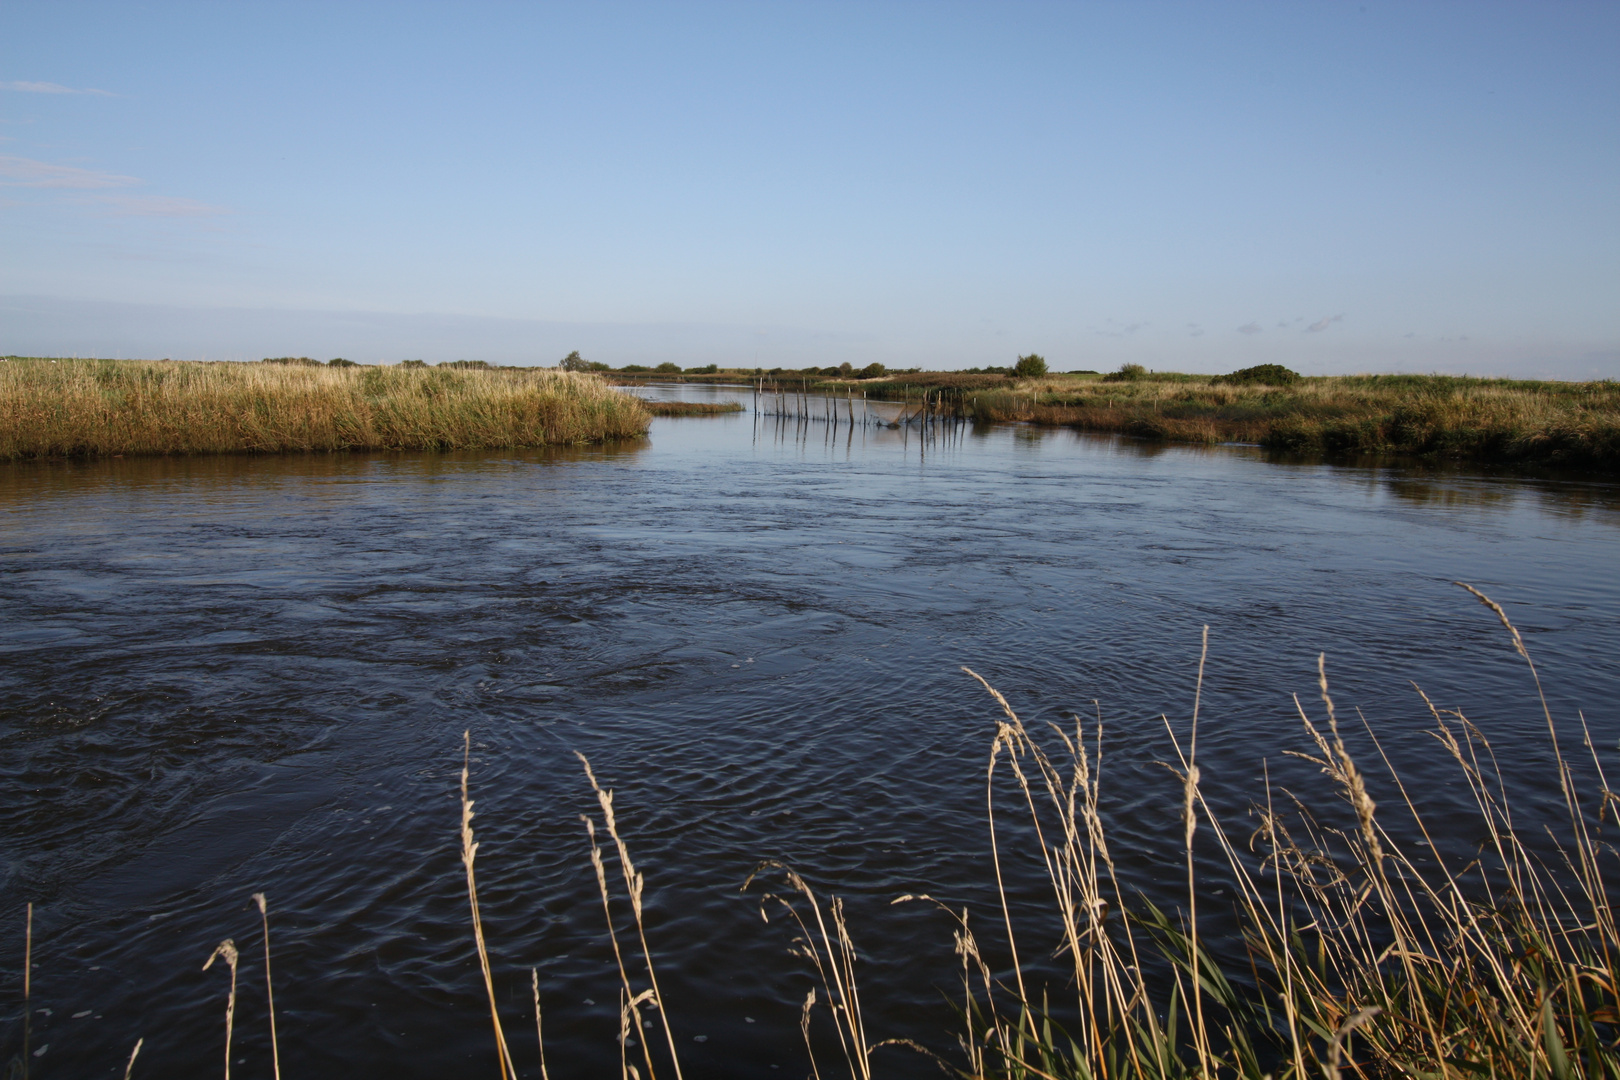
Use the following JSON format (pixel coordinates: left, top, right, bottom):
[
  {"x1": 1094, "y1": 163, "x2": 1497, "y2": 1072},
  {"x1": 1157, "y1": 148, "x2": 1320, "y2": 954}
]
[{"x1": 3, "y1": 393, "x2": 1618, "y2": 1077}]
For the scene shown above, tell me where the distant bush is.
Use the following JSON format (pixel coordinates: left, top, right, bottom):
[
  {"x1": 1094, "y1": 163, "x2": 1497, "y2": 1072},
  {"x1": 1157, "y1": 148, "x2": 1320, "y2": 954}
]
[
  {"x1": 558, "y1": 351, "x2": 590, "y2": 372},
  {"x1": 655, "y1": 362, "x2": 682, "y2": 373},
  {"x1": 399, "y1": 359, "x2": 427, "y2": 369},
  {"x1": 263, "y1": 357, "x2": 320, "y2": 366},
  {"x1": 686, "y1": 363, "x2": 719, "y2": 374},
  {"x1": 439, "y1": 360, "x2": 491, "y2": 370},
  {"x1": 1067, "y1": 369, "x2": 1099, "y2": 375},
  {"x1": 856, "y1": 363, "x2": 888, "y2": 379},
  {"x1": 327, "y1": 357, "x2": 357, "y2": 368},
  {"x1": 1213, "y1": 363, "x2": 1300, "y2": 387},
  {"x1": 1013, "y1": 353, "x2": 1048, "y2": 378},
  {"x1": 1102, "y1": 362, "x2": 1148, "y2": 383},
  {"x1": 620, "y1": 364, "x2": 651, "y2": 373}
]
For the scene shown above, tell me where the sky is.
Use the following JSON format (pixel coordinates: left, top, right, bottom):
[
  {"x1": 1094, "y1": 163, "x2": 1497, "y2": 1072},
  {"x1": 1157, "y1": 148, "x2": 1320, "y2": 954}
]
[{"x1": 1, "y1": 2, "x2": 1617, "y2": 376}]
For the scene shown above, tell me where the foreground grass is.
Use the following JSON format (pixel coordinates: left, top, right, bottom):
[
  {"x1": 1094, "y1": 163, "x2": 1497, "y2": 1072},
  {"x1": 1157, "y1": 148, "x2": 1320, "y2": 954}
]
[
  {"x1": 16, "y1": 591, "x2": 1612, "y2": 1079},
  {"x1": 972, "y1": 373, "x2": 1620, "y2": 469},
  {"x1": 0, "y1": 358, "x2": 650, "y2": 458},
  {"x1": 450, "y1": 586, "x2": 1618, "y2": 1080}
]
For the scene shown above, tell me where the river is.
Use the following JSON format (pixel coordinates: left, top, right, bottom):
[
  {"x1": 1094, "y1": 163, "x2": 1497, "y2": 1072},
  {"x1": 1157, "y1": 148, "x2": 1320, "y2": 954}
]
[{"x1": 3, "y1": 384, "x2": 1618, "y2": 1077}]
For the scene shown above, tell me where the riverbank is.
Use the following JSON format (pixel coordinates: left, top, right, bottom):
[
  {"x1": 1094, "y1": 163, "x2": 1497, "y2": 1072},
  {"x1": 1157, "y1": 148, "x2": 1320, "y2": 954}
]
[
  {"x1": 972, "y1": 371, "x2": 1620, "y2": 469},
  {"x1": 641, "y1": 399, "x2": 744, "y2": 417},
  {"x1": 0, "y1": 357, "x2": 650, "y2": 458},
  {"x1": 620, "y1": 366, "x2": 1620, "y2": 469}
]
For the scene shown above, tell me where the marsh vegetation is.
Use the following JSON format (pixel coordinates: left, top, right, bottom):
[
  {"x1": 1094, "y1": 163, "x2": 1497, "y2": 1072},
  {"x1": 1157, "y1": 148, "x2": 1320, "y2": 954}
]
[{"x1": 0, "y1": 358, "x2": 651, "y2": 459}]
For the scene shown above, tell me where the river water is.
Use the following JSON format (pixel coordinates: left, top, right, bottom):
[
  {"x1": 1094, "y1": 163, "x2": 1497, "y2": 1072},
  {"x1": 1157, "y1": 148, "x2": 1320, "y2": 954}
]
[{"x1": 3, "y1": 385, "x2": 1618, "y2": 1078}]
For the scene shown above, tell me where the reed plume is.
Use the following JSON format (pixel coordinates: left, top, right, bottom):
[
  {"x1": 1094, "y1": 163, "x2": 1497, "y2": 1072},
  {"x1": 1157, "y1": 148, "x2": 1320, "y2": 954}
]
[
  {"x1": 202, "y1": 939, "x2": 238, "y2": 1080},
  {"x1": 251, "y1": 893, "x2": 280, "y2": 1080},
  {"x1": 460, "y1": 731, "x2": 515, "y2": 1079}
]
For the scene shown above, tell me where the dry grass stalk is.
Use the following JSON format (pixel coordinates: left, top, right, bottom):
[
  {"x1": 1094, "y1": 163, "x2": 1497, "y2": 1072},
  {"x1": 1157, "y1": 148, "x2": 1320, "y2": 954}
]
[
  {"x1": 577, "y1": 752, "x2": 684, "y2": 1080},
  {"x1": 532, "y1": 968, "x2": 550, "y2": 1080},
  {"x1": 460, "y1": 731, "x2": 516, "y2": 1079},
  {"x1": 122, "y1": 1038, "x2": 143, "y2": 1080},
  {"x1": 22, "y1": 902, "x2": 31, "y2": 1080},
  {"x1": 251, "y1": 893, "x2": 280, "y2": 1080},
  {"x1": 745, "y1": 863, "x2": 874, "y2": 1080},
  {"x1": 202, "y1": 939, "x2": 238, "y2": 1080},
  {"x1": 927, "y1": 588, "x2": 1619, "y2": 1080}
]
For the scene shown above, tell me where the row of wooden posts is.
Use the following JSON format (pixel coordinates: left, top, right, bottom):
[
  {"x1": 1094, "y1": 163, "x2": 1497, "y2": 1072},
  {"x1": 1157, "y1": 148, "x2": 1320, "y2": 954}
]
[{"x1": 751, "y1": 379, "x2": 967, "y2": 430}]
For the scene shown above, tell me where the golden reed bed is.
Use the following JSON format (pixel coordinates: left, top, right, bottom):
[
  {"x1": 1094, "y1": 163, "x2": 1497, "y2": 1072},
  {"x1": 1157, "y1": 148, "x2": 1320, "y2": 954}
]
[{"x1": 0, "y1": 358, "x2": 651, "y2": 458}]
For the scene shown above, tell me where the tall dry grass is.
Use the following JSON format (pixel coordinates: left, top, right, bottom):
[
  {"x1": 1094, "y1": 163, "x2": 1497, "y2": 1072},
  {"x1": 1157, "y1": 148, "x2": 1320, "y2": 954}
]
[
  {"x1": 971, "y1": 374, "x2": 1620, "y2": 467},
  {"x1": 440, "y1": 583, "x2": 1620, "y2": 1079},
  {"x1": 0, "y1": 358, "x2": 650, "y2": 458}
]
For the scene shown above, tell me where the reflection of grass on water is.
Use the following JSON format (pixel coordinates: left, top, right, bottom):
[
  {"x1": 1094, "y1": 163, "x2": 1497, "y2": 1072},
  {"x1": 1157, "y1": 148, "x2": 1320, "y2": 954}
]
[
  {"x1": 643, "y1": 400, "x2": 744, "y2": 417},
  {"x1": 0, "y1": 357, "x2": 651, "y2": 459},
  {"x1": 19, "y1": 588, "x2": 1618, "y2": 1079},
  {"x1": 971, "y1": 371, "x2": 1620, "y2": 469}
]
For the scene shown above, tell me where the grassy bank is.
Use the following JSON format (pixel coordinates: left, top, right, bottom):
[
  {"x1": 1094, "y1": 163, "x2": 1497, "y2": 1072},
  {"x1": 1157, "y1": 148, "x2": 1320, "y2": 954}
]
[
  {"x1": 970, "y1": 371, "x2": 1620, "y2": 468},
  {"x1": 612, "y1": 365, "x2": 1620, "y2": 468},
  {"x1": 642, "y1": 399, "x2": 744, "y2": 417},
  {"x1": 0, "y1": 357, "x2": 651, "y2": 458}
]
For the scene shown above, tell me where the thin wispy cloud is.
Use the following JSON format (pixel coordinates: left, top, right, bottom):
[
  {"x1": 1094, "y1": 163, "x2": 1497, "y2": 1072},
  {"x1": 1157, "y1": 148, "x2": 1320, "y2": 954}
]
[
  {"x1": 1306, "y1": 314, "x2": 1345, "y2": 332},
  {"x1": 88, "y1": 193, "x2": 229, "y2": 218},
  {"x1": 0, "y1": 80, "x2": 115, "y2": 96},
  {"x1": 0, "y1": 154, "x2": 138, "y2": 189},
  {"x1": 1236, "y1": 322, "x2": 1262, "y2": 335}
]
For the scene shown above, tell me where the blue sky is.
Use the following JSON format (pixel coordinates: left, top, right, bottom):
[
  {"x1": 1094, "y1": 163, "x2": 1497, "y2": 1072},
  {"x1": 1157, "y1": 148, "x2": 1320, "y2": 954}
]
[{"x1": 2, "y1": 2, "x2": 1616, "y2": 375}]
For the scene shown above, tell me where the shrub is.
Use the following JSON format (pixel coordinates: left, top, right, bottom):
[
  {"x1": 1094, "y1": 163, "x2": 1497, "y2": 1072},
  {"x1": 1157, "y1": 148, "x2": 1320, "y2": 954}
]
[
  {"x1": 262, "y1": 357, "x2": 320, "y2": 366},
  {"x1": 327, "y1": 358, "x2": 357, "y2": 368},
  {"x1": 438, "y1": 360, "x2": 491, "y2": 370},
  {"x1": 856, "y1": 362, "x2": 888, "y2": 379},
  {"x1": 655, "y1": 362, "x2": 682, "y2": 373},
  {"x1": 399, "y1": 359, "x2": 427, "y2": 369},
  {"x1": 620, "y1": 364, "x2": 650, "y2": 373},
  {"x1": 1013, "y1": 353, "x2": 1048, "y2": 378},
  {"x1": 1213, "y1": 363, "x2": 1301, "y2": 386},
  {"x1": 558, "y1": 351, "x2": 590, "y2": 372},
  {"x1": 685, "y1": 363, "x2": 718, "y2": 374},
  {"x1": 1102, "y1": 362, "x2": 1148, "y2": 382}
]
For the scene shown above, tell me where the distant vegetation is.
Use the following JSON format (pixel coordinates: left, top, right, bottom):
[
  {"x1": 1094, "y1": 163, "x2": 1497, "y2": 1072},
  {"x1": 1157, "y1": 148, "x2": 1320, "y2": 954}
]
[
  {"x1": 7, "y1": 354, "x2": 1610, "y2": 467},
  {"x1": 1012, "y1": 352, "x2": 1047, "y2": 377},
  {"x1": 643, "y1": 399, "x2": 744, "y2": 417},
  {"x1": 971, "y1": 368, "x2": 1620, "y2": 469},
  {"x1": 0, "y1": 357, "x2": 650, "y2": 459}
]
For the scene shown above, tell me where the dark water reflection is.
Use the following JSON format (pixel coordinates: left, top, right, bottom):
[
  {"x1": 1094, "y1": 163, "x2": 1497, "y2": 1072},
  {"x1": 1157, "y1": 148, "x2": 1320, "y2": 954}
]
[{"x1": 3, "y1": 395, "x2": 1619, "y2": 1077}]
